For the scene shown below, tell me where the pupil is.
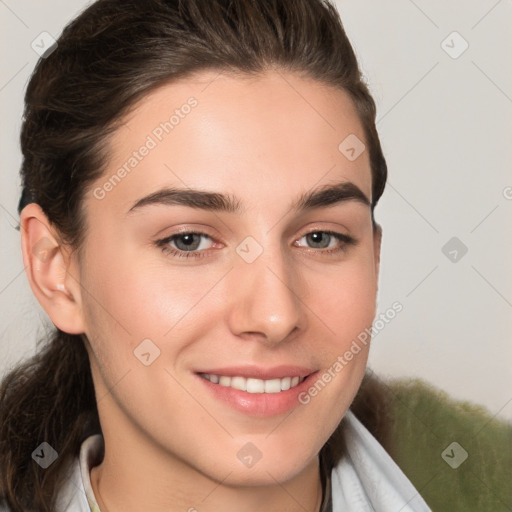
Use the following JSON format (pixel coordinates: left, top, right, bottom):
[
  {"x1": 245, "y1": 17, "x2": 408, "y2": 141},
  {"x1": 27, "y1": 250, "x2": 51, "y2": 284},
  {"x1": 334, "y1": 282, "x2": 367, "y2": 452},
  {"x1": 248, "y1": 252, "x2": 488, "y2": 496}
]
[
  {"x1": 176, "y1": 234, "x2": 199, "y2": 251},
  {"x1": 310, "y1": 232, "x2": 327, "y2": 248}
]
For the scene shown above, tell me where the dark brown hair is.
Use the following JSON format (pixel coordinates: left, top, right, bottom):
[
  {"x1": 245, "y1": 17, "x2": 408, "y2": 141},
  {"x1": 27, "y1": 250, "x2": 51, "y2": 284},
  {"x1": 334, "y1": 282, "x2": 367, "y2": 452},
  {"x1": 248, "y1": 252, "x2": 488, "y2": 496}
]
[{"x1": 0, "y1": 0, "x2": 388, "y2": 509}]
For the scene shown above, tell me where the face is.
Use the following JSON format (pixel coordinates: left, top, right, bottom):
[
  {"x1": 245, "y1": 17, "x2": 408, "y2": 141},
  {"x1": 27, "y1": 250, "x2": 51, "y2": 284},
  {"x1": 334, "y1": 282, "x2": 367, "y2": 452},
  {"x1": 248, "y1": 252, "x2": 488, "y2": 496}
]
[{"x1": 76, "y1": 69, "x2": 380, "y2": 486}]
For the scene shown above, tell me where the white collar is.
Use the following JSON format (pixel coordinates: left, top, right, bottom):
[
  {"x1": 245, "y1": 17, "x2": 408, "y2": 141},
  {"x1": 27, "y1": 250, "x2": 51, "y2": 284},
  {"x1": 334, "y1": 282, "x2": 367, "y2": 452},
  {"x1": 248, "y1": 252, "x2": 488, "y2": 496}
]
[
  {"x1": 330, "y1": 410, "x2": 431, "y2": 511},
  {"x1": 53, "y1": 434, "x2": 102, "y2": 512},
  {"x1": 56, "y1": 409, "x2": 431, "y2": 511}
]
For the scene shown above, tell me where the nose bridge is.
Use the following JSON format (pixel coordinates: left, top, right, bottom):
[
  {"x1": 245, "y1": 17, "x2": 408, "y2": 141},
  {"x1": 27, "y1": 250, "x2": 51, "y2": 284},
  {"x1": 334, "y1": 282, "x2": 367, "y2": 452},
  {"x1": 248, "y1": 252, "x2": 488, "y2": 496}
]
[{"x1": 227, "y1": 236, "x2": 305, "y2": 344}]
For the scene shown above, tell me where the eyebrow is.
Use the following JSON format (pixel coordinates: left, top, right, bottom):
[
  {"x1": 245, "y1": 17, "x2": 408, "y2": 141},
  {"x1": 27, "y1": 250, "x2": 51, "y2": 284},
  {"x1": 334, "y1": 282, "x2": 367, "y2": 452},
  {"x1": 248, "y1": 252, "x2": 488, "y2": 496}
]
[{"x1": 127, "y1": 180, "x2": 371, "y2": 215}]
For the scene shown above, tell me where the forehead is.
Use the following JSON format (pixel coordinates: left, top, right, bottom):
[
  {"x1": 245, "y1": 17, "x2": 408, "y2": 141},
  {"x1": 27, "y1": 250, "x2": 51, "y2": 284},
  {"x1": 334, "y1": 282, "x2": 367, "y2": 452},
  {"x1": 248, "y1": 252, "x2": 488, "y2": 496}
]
[{"x1": 87, "y1": 69, "x2": 372, "y2": 217}]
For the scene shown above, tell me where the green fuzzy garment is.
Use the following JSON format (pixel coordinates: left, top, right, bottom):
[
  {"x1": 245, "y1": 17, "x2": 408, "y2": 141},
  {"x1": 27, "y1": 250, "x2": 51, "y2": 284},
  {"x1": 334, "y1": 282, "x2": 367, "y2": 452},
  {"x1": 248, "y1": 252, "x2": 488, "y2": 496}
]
[{"x1": 386, "y1": 378, "x2": 512, "y2": 511}]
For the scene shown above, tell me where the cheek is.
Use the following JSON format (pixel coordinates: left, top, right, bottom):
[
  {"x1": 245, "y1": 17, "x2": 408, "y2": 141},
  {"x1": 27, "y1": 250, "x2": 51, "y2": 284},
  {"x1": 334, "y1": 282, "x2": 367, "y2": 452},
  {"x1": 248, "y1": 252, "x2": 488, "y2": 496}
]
[
  {"x1": 312, "y1": 257, "x2": 378, "y2": 344},
  {"x1": 79, "y1": 244, "x2": 227, "y2": 362},
  {"x1": 296, "y1": 259, "x2": 376, "y2": 437}
]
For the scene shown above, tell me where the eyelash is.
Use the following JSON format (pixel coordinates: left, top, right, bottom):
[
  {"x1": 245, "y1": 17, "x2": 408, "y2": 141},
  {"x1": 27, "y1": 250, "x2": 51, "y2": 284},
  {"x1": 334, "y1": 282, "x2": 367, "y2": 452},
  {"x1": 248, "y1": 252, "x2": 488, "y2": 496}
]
[{"x1": 155, "y1": 229, "x2": 357, "y2": 260}]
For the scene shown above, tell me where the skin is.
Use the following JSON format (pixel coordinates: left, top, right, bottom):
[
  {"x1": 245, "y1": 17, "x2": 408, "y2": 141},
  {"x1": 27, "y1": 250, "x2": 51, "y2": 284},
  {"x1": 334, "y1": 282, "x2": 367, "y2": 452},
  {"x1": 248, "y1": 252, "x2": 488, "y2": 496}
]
[{"x1": 21, "y1": 69, "x2": 381, "y2": 512}]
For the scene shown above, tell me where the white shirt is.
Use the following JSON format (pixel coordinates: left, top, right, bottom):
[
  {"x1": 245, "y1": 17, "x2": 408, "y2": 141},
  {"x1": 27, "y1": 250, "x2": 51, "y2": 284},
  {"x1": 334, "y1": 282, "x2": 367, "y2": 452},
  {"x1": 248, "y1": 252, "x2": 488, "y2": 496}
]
[{"x1": 52, "y1": 409, "x2": 431, "y2": 512}]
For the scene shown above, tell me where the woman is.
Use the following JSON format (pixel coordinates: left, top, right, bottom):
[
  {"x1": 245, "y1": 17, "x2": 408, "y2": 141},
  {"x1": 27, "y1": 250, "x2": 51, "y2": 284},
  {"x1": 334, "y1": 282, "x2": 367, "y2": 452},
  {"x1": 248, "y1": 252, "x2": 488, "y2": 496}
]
[{"x1": 0, "y1": 0, "x2": 431, "y2": 510}]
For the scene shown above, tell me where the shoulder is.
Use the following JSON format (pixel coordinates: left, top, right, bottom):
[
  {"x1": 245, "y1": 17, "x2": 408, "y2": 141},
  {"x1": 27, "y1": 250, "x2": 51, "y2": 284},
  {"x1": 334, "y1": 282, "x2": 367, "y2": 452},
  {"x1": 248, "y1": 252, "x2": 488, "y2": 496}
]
[{"x1": 387, "y1": 378, "x2": 512, "y2": 511}]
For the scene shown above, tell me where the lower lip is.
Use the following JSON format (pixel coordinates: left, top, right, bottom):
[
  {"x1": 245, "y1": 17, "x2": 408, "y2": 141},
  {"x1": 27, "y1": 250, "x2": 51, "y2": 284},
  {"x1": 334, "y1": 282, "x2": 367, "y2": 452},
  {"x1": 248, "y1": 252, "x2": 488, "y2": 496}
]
[{"x1": 196, "y1": 372, "x2": 319, "y2": 418}]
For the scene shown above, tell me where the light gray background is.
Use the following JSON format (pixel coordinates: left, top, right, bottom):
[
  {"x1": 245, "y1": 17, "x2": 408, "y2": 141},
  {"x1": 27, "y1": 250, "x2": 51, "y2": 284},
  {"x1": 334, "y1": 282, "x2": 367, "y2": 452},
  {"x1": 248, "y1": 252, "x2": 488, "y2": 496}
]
[{"x1": 1, "y1": 1, "x2": 511, "y2": 421}]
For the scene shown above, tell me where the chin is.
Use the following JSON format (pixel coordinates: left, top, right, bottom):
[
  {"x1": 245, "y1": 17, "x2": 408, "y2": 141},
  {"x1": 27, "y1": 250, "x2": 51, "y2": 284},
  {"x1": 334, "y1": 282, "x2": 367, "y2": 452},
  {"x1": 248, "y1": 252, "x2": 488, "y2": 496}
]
[
  {"x1": 218, "y1": 459, "x2": 315, "y2": 488},
  {"x1": 204, "y1": 442, "x2": 321, "y2": 488}
]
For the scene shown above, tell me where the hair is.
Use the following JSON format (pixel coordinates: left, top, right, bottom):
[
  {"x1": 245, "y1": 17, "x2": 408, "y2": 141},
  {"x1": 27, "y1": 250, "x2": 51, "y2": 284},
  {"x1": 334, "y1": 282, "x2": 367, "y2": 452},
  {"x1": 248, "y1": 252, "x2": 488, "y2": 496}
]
[{"x1": 0, "y1": 0, "x2": 388, "y2": 509}]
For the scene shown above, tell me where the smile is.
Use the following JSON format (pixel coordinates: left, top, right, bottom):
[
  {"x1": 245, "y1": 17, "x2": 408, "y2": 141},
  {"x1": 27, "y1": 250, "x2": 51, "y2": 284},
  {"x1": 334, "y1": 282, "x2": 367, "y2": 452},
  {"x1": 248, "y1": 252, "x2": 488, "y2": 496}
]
[{"x1": 199, "y1": 373, "x2": 306, "y2": 393}]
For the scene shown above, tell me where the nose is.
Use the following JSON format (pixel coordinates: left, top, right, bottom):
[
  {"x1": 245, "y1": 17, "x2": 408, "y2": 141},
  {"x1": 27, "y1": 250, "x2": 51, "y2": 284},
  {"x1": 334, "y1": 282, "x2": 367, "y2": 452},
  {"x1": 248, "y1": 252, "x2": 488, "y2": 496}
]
[{"x1": 226, "y1": 242, "x2": 306, "y2": 346}]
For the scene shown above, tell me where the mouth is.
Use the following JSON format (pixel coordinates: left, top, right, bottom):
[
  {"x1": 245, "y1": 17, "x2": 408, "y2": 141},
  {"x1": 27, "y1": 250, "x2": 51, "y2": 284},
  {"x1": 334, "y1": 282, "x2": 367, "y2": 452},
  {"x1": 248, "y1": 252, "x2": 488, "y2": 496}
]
[
  {"x1": 199, "y1": 373, "x2": 307, "y2": 393},
  {"x1": 195, "y1": 366, "x2": 318, "y2": 417}
]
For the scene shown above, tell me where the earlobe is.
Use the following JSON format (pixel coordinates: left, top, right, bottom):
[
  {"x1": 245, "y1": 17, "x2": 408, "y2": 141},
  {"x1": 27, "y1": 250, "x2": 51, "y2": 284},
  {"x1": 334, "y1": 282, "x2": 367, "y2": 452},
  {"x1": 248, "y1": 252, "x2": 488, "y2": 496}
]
[{"x1": 20, "y1": 203, "x2": 85, "y2": 334}]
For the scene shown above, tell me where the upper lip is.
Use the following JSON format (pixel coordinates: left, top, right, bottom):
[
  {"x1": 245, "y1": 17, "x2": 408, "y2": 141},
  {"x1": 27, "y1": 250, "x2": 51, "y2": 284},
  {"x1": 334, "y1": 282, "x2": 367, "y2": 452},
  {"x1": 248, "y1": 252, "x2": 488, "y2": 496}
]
[{"x1": 196, "y1": 365, "x2": 316, "y2": 380}]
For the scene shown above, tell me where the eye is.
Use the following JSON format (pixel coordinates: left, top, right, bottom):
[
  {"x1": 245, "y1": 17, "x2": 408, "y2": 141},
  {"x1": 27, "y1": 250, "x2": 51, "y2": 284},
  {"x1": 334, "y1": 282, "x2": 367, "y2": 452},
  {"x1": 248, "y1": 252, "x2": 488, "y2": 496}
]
[
  {"x1": 155, "y1": 229, "x2": 357, "y2": 260},
  {"x1": 156, "y1": 231, "x2": 214, "y2": 259},
  {"x1": 295, "y1": 230, "x2": 357, "y2": 255}
]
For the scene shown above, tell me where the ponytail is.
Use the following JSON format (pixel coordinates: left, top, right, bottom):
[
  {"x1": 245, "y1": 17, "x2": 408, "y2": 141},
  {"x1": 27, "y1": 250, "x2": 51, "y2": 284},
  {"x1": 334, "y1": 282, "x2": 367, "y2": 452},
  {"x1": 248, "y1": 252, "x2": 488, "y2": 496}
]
[{"x1": 0, "y1": 330, "x2": 100, "y2": 511}]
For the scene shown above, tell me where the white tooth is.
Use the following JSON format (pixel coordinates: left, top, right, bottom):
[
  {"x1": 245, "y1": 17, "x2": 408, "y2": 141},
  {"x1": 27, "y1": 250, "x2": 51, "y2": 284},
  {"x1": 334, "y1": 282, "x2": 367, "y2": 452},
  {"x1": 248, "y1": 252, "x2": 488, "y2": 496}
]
[
  {"x1": 265, "y1": 378, "x2": 282, "y2": 393},
  {"x1": 219, "y1": 376, "x2": 231, "y2": 387},
  {"x1": 207, "y1": 374, "x2": 304, "y2": 393},
  {"x1": 230, "y1": 376, "x2": 247, "y2": 391},
  {"x1": 281, "y1": 377, "x2": 291, "y2": 391},
  {"x1": 246, "y1": 378, "x2": 265, "y2": 393}
]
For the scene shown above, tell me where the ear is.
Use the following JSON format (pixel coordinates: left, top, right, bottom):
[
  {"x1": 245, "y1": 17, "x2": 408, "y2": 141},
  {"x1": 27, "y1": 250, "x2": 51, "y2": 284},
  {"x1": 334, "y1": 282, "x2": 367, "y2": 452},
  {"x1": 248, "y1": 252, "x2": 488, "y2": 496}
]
[
  {"x1": 373, "y1": 222, "x2": 382, "y2": 286},
  {"x1": 20, "y1": 203, "x2": 85, "y2": 334}
]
